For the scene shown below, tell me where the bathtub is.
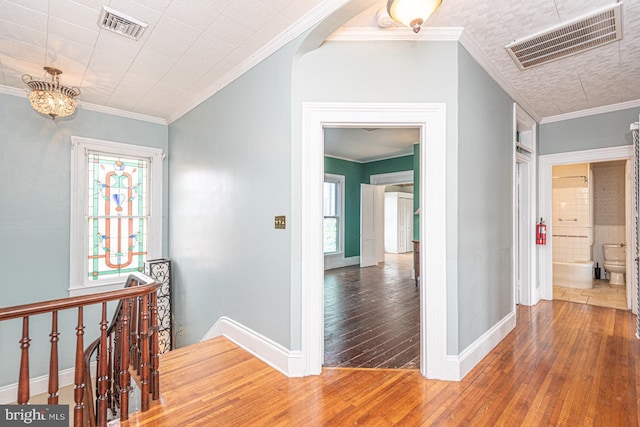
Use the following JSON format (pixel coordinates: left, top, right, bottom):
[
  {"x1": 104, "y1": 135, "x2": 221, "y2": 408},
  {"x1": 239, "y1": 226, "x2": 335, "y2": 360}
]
[{"x1": 553, "y1": 260, "x2": 594, "y2": 289}]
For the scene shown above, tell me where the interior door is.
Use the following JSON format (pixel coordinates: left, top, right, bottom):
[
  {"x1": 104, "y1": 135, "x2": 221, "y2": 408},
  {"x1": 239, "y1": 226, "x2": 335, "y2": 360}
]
[{"x1": 361, "y1": 184, "x2": 384, "y2": 267}]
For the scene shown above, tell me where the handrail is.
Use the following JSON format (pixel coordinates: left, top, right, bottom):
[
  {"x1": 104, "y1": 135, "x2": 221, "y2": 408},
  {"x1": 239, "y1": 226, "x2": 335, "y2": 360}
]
[
  {"x1": 0, "y1": 274, "x2": 161, "y2": 427},
  {"x1": 0, "y1": 281, "x2": 160, "y2": 321}
]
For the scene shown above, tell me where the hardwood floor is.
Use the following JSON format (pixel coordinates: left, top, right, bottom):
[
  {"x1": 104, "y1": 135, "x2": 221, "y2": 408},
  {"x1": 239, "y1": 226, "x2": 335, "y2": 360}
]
[
  {"x1": 324, "y1": 253, "x2": 419, "y2": 369},
  {"x1": 125, "y1": 300, "x2": 640, "y2": 426}
]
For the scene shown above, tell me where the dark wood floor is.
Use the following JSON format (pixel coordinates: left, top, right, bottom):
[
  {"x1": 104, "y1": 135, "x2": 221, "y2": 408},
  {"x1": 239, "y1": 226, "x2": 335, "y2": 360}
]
[
  {"x1": 125, "y1": 300, "x2": 640, "y2": 426},
  {"x1": 324, "y1": 253, "x2": 420, "y2": 369}
]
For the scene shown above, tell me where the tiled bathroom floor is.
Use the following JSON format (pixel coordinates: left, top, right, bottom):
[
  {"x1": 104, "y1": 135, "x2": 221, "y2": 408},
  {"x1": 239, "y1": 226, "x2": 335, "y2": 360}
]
[{"x1": 553, "y1": 279, "x2": 628, "y2": 310}]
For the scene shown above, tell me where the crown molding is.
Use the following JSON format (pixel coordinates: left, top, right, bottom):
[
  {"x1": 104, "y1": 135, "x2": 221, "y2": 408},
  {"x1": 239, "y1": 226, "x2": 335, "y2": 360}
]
[
  {"x1": 166, "y1": 0, "x2": 353, "y2": 124},
  {"x1": 77, "y1": 101, "x2": 167, "y2": 125},
  {"x1": 0, "y1": 84, "x2": 167, "y2": 125},
  {"x1": 540, "y1": 98, "x2": 640, "y2": 124},
  {"x1": 0, "y1": 84, "x2": 26, "y2": 98},
  {"x1": 326, "y1": 26, "x2": 464, "y2": 41}
]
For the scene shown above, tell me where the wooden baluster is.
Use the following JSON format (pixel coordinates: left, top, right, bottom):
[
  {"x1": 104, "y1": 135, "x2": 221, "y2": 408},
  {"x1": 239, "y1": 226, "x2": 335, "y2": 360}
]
[
  {"x1": 74, "y1": 308, "x2": 85, "y2": 427},
  {"x1": 112, "y1": 310, "x2": 122, "y2": 416},
  {"x1": 119, "y1": 298, "x2": 131, "y2": 421},
  {"x1": 17, "y1": 316, "x2": 31, "y2": 404},
  {"x1": 107, "y1": 334, "x2": 113, "y2": 416},
  {"x1": 130, "y1": 296, "x2": 139, "y2": 375},
  {"x1": 48, "y1": 311, "x2": 60, "y2": 404},
  {"x1": 150, "y1": 291, "x2": 160, "y2": 401},
  {"x1": 139, "y1": 293, "x2": 150, "y2": 411},
  {"x1": 97, "y1": 302, "x2": 109, "y2": 426}
]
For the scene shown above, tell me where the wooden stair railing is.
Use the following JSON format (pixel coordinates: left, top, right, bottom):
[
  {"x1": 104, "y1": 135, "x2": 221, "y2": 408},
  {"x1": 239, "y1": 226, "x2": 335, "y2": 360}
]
[
  {"x1": 83, "y1": 275, "x2": 161, "y2": 426},
  {"x1": 0, "y1": 274, "x2": 161, "y2": 427}
]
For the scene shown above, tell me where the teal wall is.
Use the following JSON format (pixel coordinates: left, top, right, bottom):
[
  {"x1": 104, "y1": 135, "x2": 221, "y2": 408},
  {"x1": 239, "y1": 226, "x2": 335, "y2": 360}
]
[
  {"x1": 362, "y1": 155, "x2": 413, "y2": 179},
  {"x1": 539, "y1": 107, "x2": 639, "y2": 155},
  {"x1": 324, "y1": 154, "x2": 415, "y2": 258},
  {"x1": 363, "y1": 154, "x2": 419, "y2": 239},
  {"x1": 0, "y1": 92, "x2": 168, "y2": 387},
  {"x1": 324, "y1": 157, "x2": 363, "y2": 258}
]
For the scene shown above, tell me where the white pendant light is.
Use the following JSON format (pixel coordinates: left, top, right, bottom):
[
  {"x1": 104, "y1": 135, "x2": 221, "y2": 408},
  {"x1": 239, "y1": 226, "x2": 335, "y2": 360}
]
[{"x1": 387, "y1": 0, "x2": 443, "y2": 33}]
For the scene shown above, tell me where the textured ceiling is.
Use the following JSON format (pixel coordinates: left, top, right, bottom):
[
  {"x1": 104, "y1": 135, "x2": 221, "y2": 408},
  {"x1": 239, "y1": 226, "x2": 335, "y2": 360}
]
[
  {"x1": 0, "y1": 0, "x2": 638, "y2": 125},
  {"x1": 344, "y1": 0, "x2": 640, "y2": 120}
]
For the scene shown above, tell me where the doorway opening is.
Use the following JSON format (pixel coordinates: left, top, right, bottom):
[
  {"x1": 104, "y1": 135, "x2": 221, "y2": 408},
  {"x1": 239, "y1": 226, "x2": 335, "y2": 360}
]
[
  {"x1": 538, "y1": 146, "x2": 637, "y2": 315},
  {"x1": 550, "y1": 160, "x2": 629, "y2": 310},
  {"x1": 322, "y1": 130, "x2": 419, "y2": 368},
  {"x1": 300, "y1": 102, "x2": 448, "y2": 379}
]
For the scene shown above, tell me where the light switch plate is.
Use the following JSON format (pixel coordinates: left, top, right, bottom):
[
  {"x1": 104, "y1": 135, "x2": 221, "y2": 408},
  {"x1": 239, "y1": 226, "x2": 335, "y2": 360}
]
[{"x1": 275, "y1": 215, "x2": 286, "y2": 229}]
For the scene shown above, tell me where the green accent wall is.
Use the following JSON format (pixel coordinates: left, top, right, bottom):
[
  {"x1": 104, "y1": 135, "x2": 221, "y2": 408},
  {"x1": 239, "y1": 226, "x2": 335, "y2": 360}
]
[
  {"x1": 324, "y1": 154, "x2": 415, "y2": 258},
  {"x1": 362, "y1": 155, "x2": 414, "y2": 179},
  {"x1": 324, "y1": 157, "x2": 364, "y2": 258}
]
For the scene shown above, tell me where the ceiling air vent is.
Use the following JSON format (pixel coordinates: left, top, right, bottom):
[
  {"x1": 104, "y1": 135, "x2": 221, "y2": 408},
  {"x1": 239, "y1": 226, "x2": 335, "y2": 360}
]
[
  {"x1": 505, "y1": 3, "x2": 622, "y2": 70},
  {"x1": 98, "y1": 6, "x2": 148, "y2": 40}
]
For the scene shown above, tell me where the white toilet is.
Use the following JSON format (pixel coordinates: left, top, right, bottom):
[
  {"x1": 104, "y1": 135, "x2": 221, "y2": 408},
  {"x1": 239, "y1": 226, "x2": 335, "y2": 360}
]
[{"x1": 603, "y1": 243, "x2": 626, "y2": 286}]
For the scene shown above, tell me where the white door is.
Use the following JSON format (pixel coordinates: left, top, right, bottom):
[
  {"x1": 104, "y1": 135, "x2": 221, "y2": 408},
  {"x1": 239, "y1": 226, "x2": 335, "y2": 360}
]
[{"x1": 361, "y1": 184, "x2": 384, "y2": 267}]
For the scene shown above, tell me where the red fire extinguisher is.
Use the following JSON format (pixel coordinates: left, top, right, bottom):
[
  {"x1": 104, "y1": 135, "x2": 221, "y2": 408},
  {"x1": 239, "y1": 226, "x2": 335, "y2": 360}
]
[{"x1": 536, "y1": 218, "x2": 547, "y2": 245}]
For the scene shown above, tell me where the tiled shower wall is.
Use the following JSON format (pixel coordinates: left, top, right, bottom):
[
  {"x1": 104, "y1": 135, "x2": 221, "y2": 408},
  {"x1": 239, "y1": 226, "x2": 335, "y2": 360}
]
[{"x1": 552, "y1": 164, "x2": 591, "y2": 262}]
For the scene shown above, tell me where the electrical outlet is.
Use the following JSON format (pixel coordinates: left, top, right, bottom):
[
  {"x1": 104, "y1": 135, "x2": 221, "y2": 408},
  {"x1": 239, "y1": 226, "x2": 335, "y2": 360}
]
[
  {"x1": 178, "y1": 327, "x2": 183, "y2": 336},
  {"x1": 275, "y1": 215, "x2": 286, "y2": 229}
]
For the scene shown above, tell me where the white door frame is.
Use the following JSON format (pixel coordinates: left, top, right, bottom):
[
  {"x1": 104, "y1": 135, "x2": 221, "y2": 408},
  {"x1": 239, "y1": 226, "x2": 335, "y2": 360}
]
[
  {"x1": 513, "y1": 104, "x2": 537, "y2": 308},
  {"x1": 300, "y1": 102, "x2": 448, "y2": 379},
  {"x1": 538, "y1": 146, "x2": 634, "y2": 309},
  {"x1": 515, "y1": 155, "x2": 535, "y2": 306}
]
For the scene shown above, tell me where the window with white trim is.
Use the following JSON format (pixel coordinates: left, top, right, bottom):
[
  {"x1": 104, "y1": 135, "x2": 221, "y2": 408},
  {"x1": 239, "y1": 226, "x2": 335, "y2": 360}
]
[
  {"x1": 70, "y1": 136, "x2": 163, "y2": 295},
  {"x1": 323, "y1": 174, "x2": 345, "y2": 255}
]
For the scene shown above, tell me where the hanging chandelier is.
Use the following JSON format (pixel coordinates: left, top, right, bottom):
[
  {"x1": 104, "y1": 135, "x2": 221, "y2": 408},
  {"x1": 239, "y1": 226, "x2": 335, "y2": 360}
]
[
  {"x1": 387, "y1": 0, "x2": 443, "y2": 33},
  {"x1": 22, "y1": 67, "x2": 81, "y2": 120}
]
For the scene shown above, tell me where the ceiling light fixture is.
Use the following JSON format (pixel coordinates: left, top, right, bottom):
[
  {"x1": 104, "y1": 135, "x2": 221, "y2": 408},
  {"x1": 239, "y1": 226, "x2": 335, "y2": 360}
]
[
  {"x1": 22, "y1": 67, "x2": 81, "y2": 121},
  {"x1": 387, "y1": 0, "x2": 443, "y2": 33}
]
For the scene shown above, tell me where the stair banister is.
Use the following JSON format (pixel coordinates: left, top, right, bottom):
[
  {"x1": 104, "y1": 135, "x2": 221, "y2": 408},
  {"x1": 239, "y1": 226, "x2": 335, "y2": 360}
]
[{"x1": 0, "y1": 274, "x2": 161, "y2": 427}]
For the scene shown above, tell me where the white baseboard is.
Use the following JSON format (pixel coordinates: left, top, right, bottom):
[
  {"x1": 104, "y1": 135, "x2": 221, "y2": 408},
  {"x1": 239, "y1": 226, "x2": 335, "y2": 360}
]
[
  {"x1": 444, "y1": 310, "x2": 517, "y2": 381},
  {"x1": 0, "y1": 361, "x2": 97, "y2": 404},
  {"x1": 202, "y1": 317, "x2": 303, "y2": 377},
  {"x1": 324, "y1": 255, "x2": 359, "y2": 270}
]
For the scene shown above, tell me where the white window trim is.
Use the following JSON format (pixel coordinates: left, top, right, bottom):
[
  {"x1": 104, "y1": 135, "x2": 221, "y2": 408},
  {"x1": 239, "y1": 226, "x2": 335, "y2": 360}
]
[
  {"x1": 324, "y1": 173, "x2": 345, "y2": 256},
  {"x1": 69, "y1": 136, "x2": 164, "y2": 296}
]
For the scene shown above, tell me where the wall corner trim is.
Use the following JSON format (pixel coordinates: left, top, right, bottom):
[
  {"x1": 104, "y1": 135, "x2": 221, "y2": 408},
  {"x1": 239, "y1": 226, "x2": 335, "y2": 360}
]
[
  {"x1": 202, "y1": 317, "x2": 304, "y2": 377},
  {"x1": 444, "y1": 310, "x2": 517, "y2": 381}
]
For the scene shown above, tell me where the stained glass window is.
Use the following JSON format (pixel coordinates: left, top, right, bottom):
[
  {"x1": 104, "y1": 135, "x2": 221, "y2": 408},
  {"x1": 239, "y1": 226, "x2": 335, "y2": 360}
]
[{"x1": 87, "y1": 153, "x2": 149, "y2": 281}]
